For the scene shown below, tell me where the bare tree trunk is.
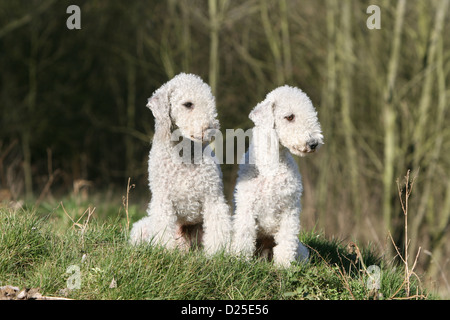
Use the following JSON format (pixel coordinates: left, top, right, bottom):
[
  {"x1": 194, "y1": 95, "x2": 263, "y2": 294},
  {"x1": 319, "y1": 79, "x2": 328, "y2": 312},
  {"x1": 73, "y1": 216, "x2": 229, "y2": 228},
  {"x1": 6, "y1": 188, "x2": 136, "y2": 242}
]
[
  {"x1": 279, "y1": 0, "x2": 292, "y2": 83},
  {"x1": 23, "y1": 26, "x2": 39, "y2": 200},
  {"x1": 180, "y1": 0, "x2": 192, "y2": 72},
  {"x1": 22, "y1": 131, "x2": 33, "y2": 200},
  {"x1": 412, "y1": 0, "x2": 449, "y2": 168},
  {"x1": 425, "y1": 35, "x2": 450, "y2": 280},
  {"x1": 317, "y1": 0, "x2": 337, "y2": 223},
  {"x1": 260, "y1": 0, "x2": 284, "y2": 85},
  {"x1": 410, "y1": 0, "x2": 449, "y2": 253},
  {"x1": 208, "y1": 0, "x2": 228, "y2": 96},
  {"x1": 337, "y1": 0, "x2": 360, "y2": 220},
  {"x1": 427, "y1": 180, "x2": 450, "y2": 282},
  {"x1": 382, "y1": 0, "x2": 406, "y2": 235},
  {"x1": 161, "y1": 0, "x2": 176, "y2": 78},
  {"x1": 125, "y1": 59, "x2": 136, "y2": 177}
]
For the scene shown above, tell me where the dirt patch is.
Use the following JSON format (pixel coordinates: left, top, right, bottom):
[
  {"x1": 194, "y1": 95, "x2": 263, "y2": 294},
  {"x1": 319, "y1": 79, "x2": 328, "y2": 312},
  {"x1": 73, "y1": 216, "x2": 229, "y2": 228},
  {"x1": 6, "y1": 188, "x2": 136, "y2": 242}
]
[{"x1": 0, "y1": 285, "x2": 71, "y2": 300}]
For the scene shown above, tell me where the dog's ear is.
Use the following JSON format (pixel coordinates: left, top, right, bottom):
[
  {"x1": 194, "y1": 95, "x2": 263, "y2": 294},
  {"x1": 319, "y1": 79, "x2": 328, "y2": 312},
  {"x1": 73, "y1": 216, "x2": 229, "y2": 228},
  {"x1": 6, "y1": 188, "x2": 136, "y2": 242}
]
[
  {"x1": 249, "y1": 99, "x2": 275, "y2": 128},
  {"x1": 146, "y1": 83, "x2": 173, "y2": 131}
]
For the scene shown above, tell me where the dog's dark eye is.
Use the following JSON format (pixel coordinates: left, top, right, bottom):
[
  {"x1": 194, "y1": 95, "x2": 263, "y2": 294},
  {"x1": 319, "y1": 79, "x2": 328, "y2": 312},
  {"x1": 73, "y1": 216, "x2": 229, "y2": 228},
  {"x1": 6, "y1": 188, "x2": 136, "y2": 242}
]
[
  {"x1": 183, "y1": 102, "x2": 193, "y2": 109},
  {"x1": 285, "y1": 114, "x2": 295, "y2": 121}
]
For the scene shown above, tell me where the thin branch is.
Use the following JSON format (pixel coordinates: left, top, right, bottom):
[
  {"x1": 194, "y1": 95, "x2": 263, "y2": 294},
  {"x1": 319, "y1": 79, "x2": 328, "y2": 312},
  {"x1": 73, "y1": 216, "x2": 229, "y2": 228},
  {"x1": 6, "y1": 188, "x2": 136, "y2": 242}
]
[{"x1": 0, "y1": 0, "x2": 56, "y2": 38}]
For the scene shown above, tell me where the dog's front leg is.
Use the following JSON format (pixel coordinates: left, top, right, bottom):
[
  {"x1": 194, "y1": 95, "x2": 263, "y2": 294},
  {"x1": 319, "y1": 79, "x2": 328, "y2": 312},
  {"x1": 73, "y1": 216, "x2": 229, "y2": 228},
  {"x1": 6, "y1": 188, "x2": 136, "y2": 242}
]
[
  {"x1": 231, "y1": 201, "x2": 258, "y2": 260},
  {"x1": 273, "y1": 208, "x2": 300, "y2": 268},
  {"x1": 202, "y1": 195, "x2": 232, "y2": 255},
  {"x1": 147, "y1": 195, "x2": 178, "y2": 250}
]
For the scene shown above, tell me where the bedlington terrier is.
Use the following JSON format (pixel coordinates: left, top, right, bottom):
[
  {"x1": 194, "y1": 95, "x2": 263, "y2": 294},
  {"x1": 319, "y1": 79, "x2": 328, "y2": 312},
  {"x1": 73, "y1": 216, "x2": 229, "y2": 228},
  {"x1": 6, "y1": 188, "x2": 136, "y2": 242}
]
[
  {"x1": 129, "y1": 73, "x2": 231, "y2": 255},
  {"x1": 232, "y1": 85, "x2": 323, "y2": 267}
]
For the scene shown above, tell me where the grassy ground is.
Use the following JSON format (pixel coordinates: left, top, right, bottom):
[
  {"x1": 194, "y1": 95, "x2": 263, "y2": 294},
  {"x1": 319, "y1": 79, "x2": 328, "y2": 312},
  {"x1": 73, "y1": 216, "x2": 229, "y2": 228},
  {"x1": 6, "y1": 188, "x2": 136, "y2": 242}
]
[{"x1": 0, "y1": 198, "x2": 429, "y2": 300}]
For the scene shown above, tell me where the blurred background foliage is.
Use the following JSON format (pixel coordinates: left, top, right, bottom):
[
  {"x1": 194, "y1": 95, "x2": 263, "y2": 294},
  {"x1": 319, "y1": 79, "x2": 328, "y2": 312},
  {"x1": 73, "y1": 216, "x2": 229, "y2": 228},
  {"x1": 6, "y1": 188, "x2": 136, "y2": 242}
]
[{"x1": 0, "y1": 0, "x2": 449, "y2": 295}]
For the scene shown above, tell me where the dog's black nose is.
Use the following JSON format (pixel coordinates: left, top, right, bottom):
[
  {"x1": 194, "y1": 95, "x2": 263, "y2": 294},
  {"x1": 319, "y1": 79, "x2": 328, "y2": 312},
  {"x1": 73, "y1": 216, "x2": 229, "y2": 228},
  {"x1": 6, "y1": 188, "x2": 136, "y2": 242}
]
[{"x1": 308, "y1": 140, "x2": 318, "y2": 150}]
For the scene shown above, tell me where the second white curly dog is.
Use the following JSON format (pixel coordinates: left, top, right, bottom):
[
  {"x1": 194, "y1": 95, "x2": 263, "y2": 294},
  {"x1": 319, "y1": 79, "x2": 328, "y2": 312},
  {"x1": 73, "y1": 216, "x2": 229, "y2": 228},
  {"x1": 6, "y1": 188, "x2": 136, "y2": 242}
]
[{"x1": 232, "y1": 85, "x2": 323, "y2": 267}]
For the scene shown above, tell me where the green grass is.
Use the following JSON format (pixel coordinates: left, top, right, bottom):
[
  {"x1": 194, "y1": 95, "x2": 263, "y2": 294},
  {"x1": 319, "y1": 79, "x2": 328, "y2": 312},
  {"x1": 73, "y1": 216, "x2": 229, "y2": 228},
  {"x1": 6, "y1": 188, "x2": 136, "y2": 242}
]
[{"x1": 0, "y1": 200, "x2": 429, "y2": 300}]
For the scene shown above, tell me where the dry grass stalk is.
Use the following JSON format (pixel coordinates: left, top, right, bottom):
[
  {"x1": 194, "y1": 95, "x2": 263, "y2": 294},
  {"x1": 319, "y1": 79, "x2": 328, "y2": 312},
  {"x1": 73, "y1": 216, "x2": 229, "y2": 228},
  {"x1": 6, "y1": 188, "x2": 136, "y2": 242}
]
[
  {"x1": 122, "y1": 177, "x2": 135, "y2": 231},
  {"x1": 59, "y1": 201, "x2": 96, "y2": 252},
  {"x1": 388, "y1": 169, "x2": 426, "y2": 299},
  {"x1": 60, "y1": 202, "x2": 95, "y2": 233}
]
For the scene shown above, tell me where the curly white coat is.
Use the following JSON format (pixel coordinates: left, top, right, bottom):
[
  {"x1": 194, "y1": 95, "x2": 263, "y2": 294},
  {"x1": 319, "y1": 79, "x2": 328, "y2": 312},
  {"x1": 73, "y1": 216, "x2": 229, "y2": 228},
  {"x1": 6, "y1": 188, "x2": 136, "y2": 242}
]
[
  {"x1": 129, "y1": 73, "x2": 231, "y2": 255},
  {"x1": 232, "y1": 85, "x2": 323, "y2": 267}
]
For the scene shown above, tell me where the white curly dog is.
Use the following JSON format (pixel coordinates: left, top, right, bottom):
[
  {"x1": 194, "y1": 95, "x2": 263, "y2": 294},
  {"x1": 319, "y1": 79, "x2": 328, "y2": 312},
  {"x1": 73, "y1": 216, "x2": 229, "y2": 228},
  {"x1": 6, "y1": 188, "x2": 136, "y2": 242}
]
[
  {"x1": 129, "y1": 73, "x2": 231, "y2": 255},
  {"x1": 232, "y1": 85, "x2": 323, "y2": 267}
]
